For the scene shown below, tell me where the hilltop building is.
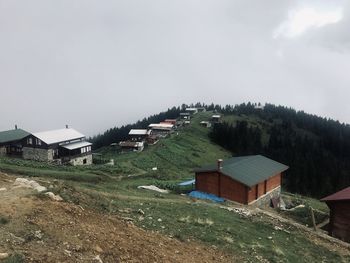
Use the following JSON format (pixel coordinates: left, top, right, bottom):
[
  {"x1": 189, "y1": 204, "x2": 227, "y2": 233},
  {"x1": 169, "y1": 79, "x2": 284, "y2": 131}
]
[
  {"x1": 119, "y1": 141, "x2": 144, "y2": 152},
  {"x1": 211, "y1": 114, "x2": 222, "y2": 123},
  {"x1": 321, "y1": 187, "x2": 350, "y2": 242},
  {"x1": 185, "y1": 108, "x2": 198, "y2": 115},
  {"x1": 148, "y1": 123, "x2": 174, "y2": 137},
  {"x1": 194, "y1": 155, "x2": 289, "y2": 206},
  {"x1": 0, "y1": 127, "x2": 30, "y2": 157},
  {"x1": 128, "y1": 129, "x2": 150, "y2": 142},
  {"x1": 21, "y1": 127, "x2": 92, "y2": 165}
]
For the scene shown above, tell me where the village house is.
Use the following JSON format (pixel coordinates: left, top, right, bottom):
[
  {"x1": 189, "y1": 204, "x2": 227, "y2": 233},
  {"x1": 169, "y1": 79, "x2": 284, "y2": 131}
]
[
  {"x1": 148, "y1": 123, "x2": 174, "y2": 137},
  {"x1": 211, "y1": 114, "x2": 222, "y2": 123},
  {"x1": 321, "y1": 187, "x2": 350, "y2": 242},
  {"x1": 197, "y1": 107, "x2": 206, "y2": 112},
  {"x1": 179, "y1": 112, "x2": 191, "y2": 120},
  {"x1": 128, "y1": 129, "x2": 150, "y2": 142},
  {"x1": 162, "y1": 119, "x2": 177, "y2": 126},
  {"x1": 119, "y1": 141, "x2": 144, "y2": 152},
  {"x1": 0, "y1": 127, "x2": 30, "y2": 157},
  {"x1": 185, "y1": 108, "x2": 198, "y2": 115},
  {"x1": 21, "y1": 127, "x2": 92, "y2": 165},
  {"x1": 200, "y1": 121, "x2": 212, "y2": 128},
  {"x1": 194, "y1": 155, "x2": 289, "y2": 206}
]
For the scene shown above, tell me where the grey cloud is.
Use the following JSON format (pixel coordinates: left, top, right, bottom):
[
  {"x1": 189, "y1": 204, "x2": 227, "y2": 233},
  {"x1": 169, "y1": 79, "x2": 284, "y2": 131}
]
[{"x1": 0, "y1": 0, "x2": 349, "y2": 136}]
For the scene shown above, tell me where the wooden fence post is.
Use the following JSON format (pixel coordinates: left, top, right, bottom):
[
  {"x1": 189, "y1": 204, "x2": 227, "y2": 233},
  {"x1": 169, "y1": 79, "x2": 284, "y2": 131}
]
[{"x1": 310, "y1": 207, "x2": 317, "y2": 231}]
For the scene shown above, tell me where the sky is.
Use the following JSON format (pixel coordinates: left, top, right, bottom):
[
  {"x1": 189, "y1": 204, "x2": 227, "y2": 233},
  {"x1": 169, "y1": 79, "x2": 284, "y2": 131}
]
[{"x1": 0, "y1": 0, "x2": 349, "y2": 136}]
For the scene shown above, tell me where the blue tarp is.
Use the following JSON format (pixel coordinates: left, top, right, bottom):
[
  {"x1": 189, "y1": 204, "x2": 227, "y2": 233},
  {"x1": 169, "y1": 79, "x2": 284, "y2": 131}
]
[
  {"x1": 178, "y1": 179, "x2": 195, "y2": 186},
  {"x1": 188, "y1": 191, "x2": 225, "y2": 203}
]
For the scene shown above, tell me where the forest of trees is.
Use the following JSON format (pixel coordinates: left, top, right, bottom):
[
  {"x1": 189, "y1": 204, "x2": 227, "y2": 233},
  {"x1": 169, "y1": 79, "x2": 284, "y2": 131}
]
[
  {"x1": 209, "y1": 103, "x2": 350, "y2": 198},
  {"x1": 90, "y1": 106, "x2": 182, "y2": 149}
]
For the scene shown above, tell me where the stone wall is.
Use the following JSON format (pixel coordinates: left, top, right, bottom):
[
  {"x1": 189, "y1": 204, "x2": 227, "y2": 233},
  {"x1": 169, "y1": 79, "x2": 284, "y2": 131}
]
[
  {"x1": 249, "y1": 186, "x2": 281, "y2": 207},
  {"x1": 23, "y1": 147, "x2": 54, "y2": 161},
  {"x1": 0, "y1": 146, "x2": 7, "y2": 156},
  {"x1": 69, "y1": 154, "x2": 92, "y2": 166}
]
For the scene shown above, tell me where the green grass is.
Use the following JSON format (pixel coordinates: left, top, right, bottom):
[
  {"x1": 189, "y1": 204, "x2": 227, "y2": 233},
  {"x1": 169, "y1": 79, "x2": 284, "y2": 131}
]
[{"x1": 0, "y1": 112, "x2": 348, "y2": 262}]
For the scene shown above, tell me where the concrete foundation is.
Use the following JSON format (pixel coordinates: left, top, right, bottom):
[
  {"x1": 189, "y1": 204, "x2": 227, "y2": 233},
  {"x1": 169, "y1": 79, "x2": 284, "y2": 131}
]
[
  {"x1": 23, "y1": 147, "x2": 54, "y2": 161},
  {"x1": 249, "y1": 186, "x2": 281, "y2": 207},
  {"x1": 69, "y1": 154, "x2": 92, "y2": 166}
]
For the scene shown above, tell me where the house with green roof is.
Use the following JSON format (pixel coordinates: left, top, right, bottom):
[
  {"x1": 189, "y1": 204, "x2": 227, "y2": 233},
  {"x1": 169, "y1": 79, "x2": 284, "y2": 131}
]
[
  {"x1": 194, "y1": 155, "x2": 289, "y2": 206},
  {"x1": 0, "y1": 127, "x2": 30, "y2": 156}
]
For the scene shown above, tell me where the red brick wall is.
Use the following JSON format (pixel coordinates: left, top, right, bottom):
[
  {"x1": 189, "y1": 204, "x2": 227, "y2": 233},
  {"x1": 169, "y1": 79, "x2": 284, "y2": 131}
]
[
  {"x1": 247, "y1": 186, "x2": 257, "y2": 203},
  {"x1": 195, "y1": 172, "x2": 219, "y2": 196},
  {"x1": 266, "y1": 173, "x2": 281, "y2": 192},
  {"x1": 219, "y1": 175, "x2": 247, "y2": 204},
  {"x1": 257, "y1": 182, "x2": 265, "y2": 197}
]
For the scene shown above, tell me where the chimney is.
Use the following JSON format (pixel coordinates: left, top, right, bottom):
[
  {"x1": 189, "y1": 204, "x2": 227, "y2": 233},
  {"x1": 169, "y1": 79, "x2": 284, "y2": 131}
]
[
  {"x1": 217, "y1": 159, "x2": 223, "y2": 170},
  {"x1": 15, "y1": 124, "x2": 18, "y2": 130},
  {"x1": 66, "y1": 125, "x2": 69, "y2": 129}
]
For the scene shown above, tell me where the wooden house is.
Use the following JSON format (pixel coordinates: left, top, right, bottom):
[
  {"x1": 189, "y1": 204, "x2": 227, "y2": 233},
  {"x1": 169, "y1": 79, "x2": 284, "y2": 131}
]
[
  {"x1": 185, "y1": 108, "x2": 198, "y2": 115},
  {"x1": 128, "y1": 129, "x2": 150, "y2": 142},
  {"x1": 163, "y1": 119, "x2": 177, "y2": 125},
  {"x1": 211, "y1": 114, "x2": 222, "y2": 123},
  {"x1": 197, "y1": 107, "x2": 206, "y2": 112},
  {"x1": 21, "y1": 127, "x2": 92, "y2": 165},
  {"x1": 119, "y1": 141, "x2": 144, "y2": 152},
  {"x1": 148, "y1": 123, "x2": 174, "y2": 137},
  {"x1": 200, "y1": 121, "x2": 211, "y2": 128},
  {"x1": 321, "y1": 187, "x2": 350, "y2": 242},
  {"x1": 194, "y1": 155, "x2": 289, "y2": 206},
  {"x1": 179, "y1": 112, "x2": 191, "y2": 120},
  {"x1": 0, "y1": 127, "x2": 30, "y2": 157}
]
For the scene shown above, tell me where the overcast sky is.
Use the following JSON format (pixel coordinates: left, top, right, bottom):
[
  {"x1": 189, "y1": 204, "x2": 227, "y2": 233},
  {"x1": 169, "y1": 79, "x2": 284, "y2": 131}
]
[{"x1": 1, "y1": 0, "x2": 349, "y2": 136}]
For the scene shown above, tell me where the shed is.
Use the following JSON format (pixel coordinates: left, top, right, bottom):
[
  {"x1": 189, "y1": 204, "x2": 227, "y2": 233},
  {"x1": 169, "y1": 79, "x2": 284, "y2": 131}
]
[
  {"x1": 185, "y1": 108, "x2": 198, "y2": 115},
  {"x1": 321, "y1": 187, "x2": 350, "y2": 242},
  {"x1": 194, "y1": 155, "x2": 289, "y2": 206},
  {"x1": 119, "y1": 141, "x2": 144, "y2": 152}
]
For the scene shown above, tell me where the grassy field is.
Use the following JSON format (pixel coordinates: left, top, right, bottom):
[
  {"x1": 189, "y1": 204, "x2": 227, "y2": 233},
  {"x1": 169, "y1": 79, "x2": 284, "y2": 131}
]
[{"x1": 0, "y1": 112, "x2": 348, "y2": 262}]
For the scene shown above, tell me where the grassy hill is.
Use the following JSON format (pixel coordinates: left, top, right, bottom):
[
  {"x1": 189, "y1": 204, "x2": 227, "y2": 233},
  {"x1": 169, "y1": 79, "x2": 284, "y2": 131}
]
[{"x1": 0, "y1": 112, "x2": 349, "y2": 262}]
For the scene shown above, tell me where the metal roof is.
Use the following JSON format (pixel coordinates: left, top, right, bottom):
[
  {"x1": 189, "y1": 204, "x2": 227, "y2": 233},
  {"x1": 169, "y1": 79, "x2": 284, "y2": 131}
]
[
  {"x1": 129, "y1": 129, "x2": 149, "y2": 135},
  {"x1": 321, "y1": 186, "x2": 350, "y2": 202},
  {"x1": 194, "y1": 155, "x2": 289, "y2": 188},
  {"x1": 212, "y1": 114, "x2": 221, "y2": 118},
  {"x1": 33, "y1": 128, "x2": 85, "y2": 145},
  {"x1": 148, "y1": 123, "x2": 173, "y2": 130},
  {"x1": 61, "y1": 141, "x2": 92, "y2": 150},
  {"x1": 0, "y1": 129, "x2": 30, "y2": 144}
]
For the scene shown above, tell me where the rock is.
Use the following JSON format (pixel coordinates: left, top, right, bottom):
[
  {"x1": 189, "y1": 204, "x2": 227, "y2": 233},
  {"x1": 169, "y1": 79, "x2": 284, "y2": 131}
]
[
  {"x1": 0, "y1": 188, "x2": 6, "y2": 191},
  {"x1": 0, "y1": 253, "x2": 9, "y2": 259},
  {"x1": 94, "y1": 255, "x2": 103, "y2": 263},
  {"x1": 157, "y1": 218, "x2": 162, "y2": 222},
  {"x1": 267, "y1": 236, "x2": 273, "y2": 240},
  {"x1": 13, "y1": 178, "x2": 47, "y2": 193},
  {"x1": 94, "y1": 245, "x2": 103, "y2": 253},
  {"x1": 137, "y1": 209, "x2": 145, "y2": 215},
  {"x1": 34, "y1": 230, "x2": 43, "y2": 240},
  {"x1": 45, "y1": 192, "x2": 63, "y2": 201}
]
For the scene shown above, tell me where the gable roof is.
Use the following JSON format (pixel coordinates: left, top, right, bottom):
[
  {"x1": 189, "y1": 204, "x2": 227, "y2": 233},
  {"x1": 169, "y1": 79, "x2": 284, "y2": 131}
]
[
  {"x1": 321, "y1": 187, "x2": 350, "y2": 202},
  {"x1": 33, "y1": 128, "x2": 85, "y2": 145},
  {"x1": 194, "y1": 155, "x2": 289, "y2": 188},
  {"x1": 129, "y1": 129, "x2": 149, "y2": 136},
  {"x1": 0, "y1": 129, "x2": 30, "y2": 144}
]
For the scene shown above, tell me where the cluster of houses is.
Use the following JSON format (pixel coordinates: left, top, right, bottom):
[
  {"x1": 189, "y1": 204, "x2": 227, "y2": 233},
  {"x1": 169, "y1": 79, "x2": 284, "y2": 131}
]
[
  {"x1": 118, "y1": 107, "x2": 222, "y2": 153},
  {"x1": 0, "y1": 126, "x2": 92, "y2": 166}
]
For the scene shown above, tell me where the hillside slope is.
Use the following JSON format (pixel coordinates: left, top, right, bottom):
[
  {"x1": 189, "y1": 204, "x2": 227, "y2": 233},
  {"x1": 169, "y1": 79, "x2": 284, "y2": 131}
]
[{"x1": 1, "y1": 111, "x2": 350, "y2": 262}]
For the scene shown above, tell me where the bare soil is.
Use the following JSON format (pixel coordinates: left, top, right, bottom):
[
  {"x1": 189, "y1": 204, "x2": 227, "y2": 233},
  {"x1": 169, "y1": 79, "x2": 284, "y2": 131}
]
[{"x1": 0, "y1": 173, "x2": 234, "y2": 263}]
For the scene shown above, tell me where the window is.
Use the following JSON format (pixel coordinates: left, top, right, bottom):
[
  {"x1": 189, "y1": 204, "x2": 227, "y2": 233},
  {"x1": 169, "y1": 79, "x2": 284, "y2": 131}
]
[
  {"x1": 83, "y1": 158, "x2": 87, "y2": 164},
  {"x1": 36, "y1": 138, "x2": 41, "y2": 145},
  {"x1": 81, "y1": 147, "x2": 86, "y2": 154},
  {"x1": 27, "y1": 138, "x2": 33, "y2": 145}
]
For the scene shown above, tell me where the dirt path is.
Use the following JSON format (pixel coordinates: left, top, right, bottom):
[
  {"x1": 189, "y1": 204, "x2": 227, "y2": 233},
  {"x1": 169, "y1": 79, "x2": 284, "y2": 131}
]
[{"x1": 0, "y1": 173, "x2": 234, "y2": 263}]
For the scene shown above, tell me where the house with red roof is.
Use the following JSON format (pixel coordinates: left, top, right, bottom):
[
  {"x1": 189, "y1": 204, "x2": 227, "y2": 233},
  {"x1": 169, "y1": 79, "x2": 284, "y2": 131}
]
[{"x1": 321, "y1": 186, "x2": 350, "y2": 242}]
